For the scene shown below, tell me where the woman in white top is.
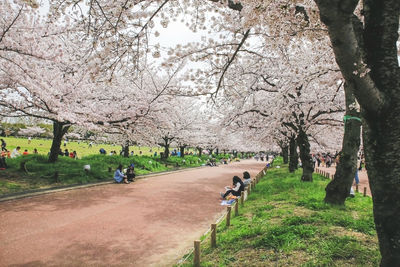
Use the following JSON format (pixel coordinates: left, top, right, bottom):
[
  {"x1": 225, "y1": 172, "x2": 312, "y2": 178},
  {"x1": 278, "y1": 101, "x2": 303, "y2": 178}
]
[{"x1": 243, "y1": 171, "x2": 252, "y2": 186}]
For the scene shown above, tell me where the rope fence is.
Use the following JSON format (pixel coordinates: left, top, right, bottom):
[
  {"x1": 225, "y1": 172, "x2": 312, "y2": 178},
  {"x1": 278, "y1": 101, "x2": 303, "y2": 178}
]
[
  {"x1": 315, "y1": 168, "x2": 368, "y2": 197},
  {"x1": 177, "y1": 164, "x2": 269, "y2": 266}
]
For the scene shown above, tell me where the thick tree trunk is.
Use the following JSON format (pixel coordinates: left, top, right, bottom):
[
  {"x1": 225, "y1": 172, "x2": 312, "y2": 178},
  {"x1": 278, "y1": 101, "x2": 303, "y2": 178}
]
[
  {"x1": 159, "y1": 136, "x2": 171, "y2": 159},
  {"x1": 297, "y1": 128, "x2": 313, "y2": 182},
  {"x1": 49, "y1": 121, "x2": 70, "y2": 163},
  {"x1": 281, "y1": 144, "x2": 289, "y2": 164},
  {"x1": 315, "y1": 0, "x2": 400, "y2": 264},
  {"x1": 163, "y1": 145, "x2": 169, "y2": 159},
  {"x1": 215, "y1": 148, "x2": 219, "y2": 155},
  {"x1": 197, "y1": 147, "x2": 202, "y2": 157},
  {"x1": 123, "y1": 140, "x2": 130, "y2": 158},
  {"x1": 363, "y1": 111, "x2": 400, "y2": 266},
  {"x1": 289, "y1": 135, "x2": 298, "y2": 173},
  {"x1": 180, "y1": 146, "x2": 185, "y2": 158},
  {"x1": 325, "y1": 84, "x2": 361, "y2": 204}
]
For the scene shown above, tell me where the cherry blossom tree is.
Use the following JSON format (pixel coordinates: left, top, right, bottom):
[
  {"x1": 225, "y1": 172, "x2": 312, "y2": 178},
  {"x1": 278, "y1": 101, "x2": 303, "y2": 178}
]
[
  {"x1": 10, "y1": 0, "x2": 399, "y2": 262},
  {"x1": 17, "y1": 126, "x2": 46, "y2": 137},
  {"x1": 204, "y1": 0, "x2": 399, "y2": 263}
]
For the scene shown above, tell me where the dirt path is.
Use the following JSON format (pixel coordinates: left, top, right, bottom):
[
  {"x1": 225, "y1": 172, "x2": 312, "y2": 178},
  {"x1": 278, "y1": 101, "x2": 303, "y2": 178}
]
[
  {"x1": 0, "y1": 160, "x2": 266, "y2": 267},
  {"x1": 315, "y1": 166, "x2": 371, "y2": 196}
]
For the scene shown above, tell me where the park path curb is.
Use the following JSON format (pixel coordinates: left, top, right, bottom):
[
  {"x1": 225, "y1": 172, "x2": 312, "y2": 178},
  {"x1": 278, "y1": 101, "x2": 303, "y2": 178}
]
[{"x1": 0, "y1": 165, "x2": 206, "y2": 203}]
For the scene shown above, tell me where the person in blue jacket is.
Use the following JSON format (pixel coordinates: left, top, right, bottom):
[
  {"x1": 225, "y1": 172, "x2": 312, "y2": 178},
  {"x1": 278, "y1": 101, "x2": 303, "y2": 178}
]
[{"x1": 114, "y1": 164, "x2": 129, "y2": 184}]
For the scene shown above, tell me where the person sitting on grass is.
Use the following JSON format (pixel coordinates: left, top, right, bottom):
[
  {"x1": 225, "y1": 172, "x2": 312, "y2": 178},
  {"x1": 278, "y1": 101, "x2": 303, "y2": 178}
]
[
  {"x1": 242, "y1": 171, "x2": 252, "y2": 186},
  {"x1": 114, "y1": 164, "x2": 129, "y2": 184},
  {"x1": 11, "y1": 146, "x2": 21, "y2": 158},
  {"x1": 220, "y1": 175, "x2": 245, "y2": 199},
  {"x1": 126, "y1": 163, "x2": 136, "y2": 182}
]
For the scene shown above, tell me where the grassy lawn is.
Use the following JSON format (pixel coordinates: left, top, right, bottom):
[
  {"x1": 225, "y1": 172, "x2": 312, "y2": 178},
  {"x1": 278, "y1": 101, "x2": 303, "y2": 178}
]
[
  {"x1": 0, "y1": 137, "x2": 237, "y2": 197},
  {"x1": 0, "y1": 136, "x2": 167, "y2": 157},
  {"x1": 179, "y1": 158, "x2": 380, "y2": 266}
]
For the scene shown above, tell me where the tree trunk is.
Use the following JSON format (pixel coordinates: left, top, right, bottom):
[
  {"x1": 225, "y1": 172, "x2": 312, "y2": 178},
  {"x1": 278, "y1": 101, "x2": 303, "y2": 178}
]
[
  {"x1": 297, "y1": 128, "x2": 313, "y2": 182},
  {"x1": 281, "y1": 144, "x2": 289, "y2": 164},
  {"x1": 314, "y1": 0, "x2": 400, "y2": 264},
  {"x1": 325, "y1": 83, "x2": 361, "y2": 204},
  {"x1": 363, "y1": 109, "x2": 400, "y2": 266},
  {"x1": 197, "y1": 147, "x2": 202, "y2": 157},
  {"x1": 289, "y1": 135, "x2": 298, "y2": 173},
  {"x1": 215, "y1": 148, "x2": 219, "y2": 155},
  {"x1": 180, "y1": 146, "x2": 185, "y2": 158},
  {"x1": 49, "y1": 121, "x2": 70, "y2": 163},
  {"x1": 123, "y1": 140, "x2": 130, "y2": 158},
  {"x1": 162, "y1": 145, "x2": 169, "y2": 159},
  {"x1": 159, "y1": 136, "x2": 171, "y2": 159}
]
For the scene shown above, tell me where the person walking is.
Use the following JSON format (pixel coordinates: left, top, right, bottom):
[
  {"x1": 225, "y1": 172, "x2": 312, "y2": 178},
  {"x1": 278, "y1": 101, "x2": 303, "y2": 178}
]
[{"x1": 1, "y1": 139, "x2": 6, "y2": 151}]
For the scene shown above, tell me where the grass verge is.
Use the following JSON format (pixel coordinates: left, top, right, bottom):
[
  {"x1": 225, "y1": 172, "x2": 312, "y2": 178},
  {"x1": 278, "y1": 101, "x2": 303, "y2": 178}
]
[
  {"x1": 0, "y1": 153, "x2": 227, "y2": 196},
  {"x1": 178, "y1": 158, "x2": 380, "y2": 266}
]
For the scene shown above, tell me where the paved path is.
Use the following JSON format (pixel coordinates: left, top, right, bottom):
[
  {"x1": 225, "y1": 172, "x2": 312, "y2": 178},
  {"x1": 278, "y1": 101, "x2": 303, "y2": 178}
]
[
  {"x1": 0, "y1": 160, "x2": 266, "y2": 267},
  {"x1": 316, "y1": 166, "x2": 371, "y2": 196}
]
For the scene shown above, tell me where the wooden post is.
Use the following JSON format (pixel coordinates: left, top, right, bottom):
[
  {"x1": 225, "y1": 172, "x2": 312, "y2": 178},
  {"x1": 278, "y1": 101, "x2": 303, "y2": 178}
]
[
  {"x1": 356, "y1": 184, "x2": 359, "y2": 193},
  {"x1": 363, "y1": 187, "x2": 367, "y2": 197},
  {"x1": 240, "y1": 191, "x2": 244, "y2": 206},
  {"x1": 226, "y1": 207, "x2": 231, "y2": 227},
  {"x1": 194, "y1": 240, "x2": 201, "y2": 267},
  {"x1": 211, "y1": 224, "x2": 216, "y2": 248},
  {"x1": 235, "y1": 200, "x2": 239, "y2": 216}
]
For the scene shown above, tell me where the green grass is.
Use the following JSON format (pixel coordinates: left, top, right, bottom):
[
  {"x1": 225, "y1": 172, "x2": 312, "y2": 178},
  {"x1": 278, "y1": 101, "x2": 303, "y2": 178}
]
[
  {"x1": 0, "y1": 153, "x2": 214, "y2": 196},
  {"x1": 0, "y1": 137, "x2": 241, "y2": 196},
  {"x1": 178, "y1": 157, "x2": 380, "y2": 266},
  {"x1": 0, "y1": 136, "x2": 172, "y2": 157}
]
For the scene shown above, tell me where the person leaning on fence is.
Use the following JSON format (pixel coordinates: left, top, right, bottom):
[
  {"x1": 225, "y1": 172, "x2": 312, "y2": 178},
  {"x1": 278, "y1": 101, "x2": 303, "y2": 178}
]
[
  {"x1": 220, "y1": 175, "x2": 245, "y2": 199},
  {"x1": 114, "y1": 164, "x2": 129, "y2": 184},
  {"x1": 243, "y1": 171, "x2": 252, "y2": 186}
]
